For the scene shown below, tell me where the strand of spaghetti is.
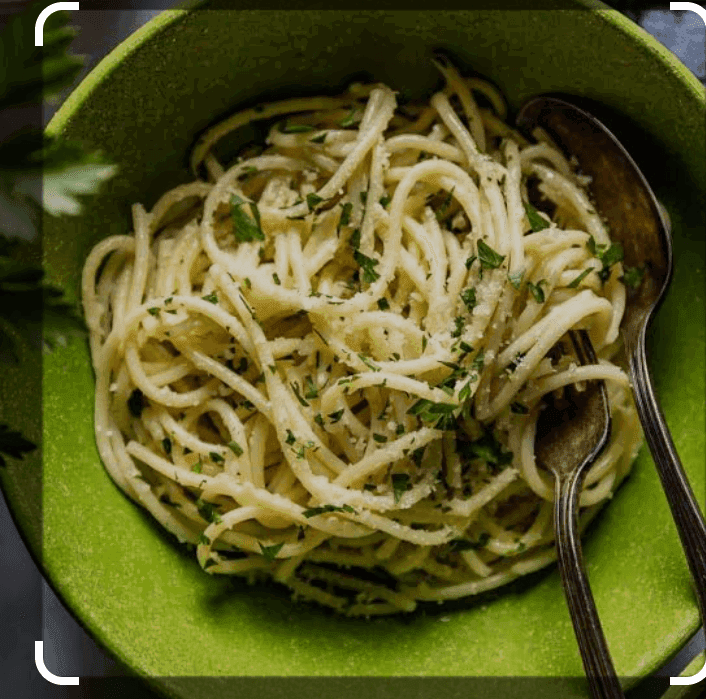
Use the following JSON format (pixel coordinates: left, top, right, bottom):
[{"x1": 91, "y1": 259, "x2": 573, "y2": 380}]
[
  {"x1": 190, "y1": 95, "x2": 355, "y2": 172},
  {"x1": 433, "y1": 57, "x2": 486, "y2": 152},
  {"x1": 333, "y1": 427, "x2": 440, "y2": 487}
]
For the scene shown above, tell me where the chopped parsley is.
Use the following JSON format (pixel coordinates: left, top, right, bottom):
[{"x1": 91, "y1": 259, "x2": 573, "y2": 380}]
[
  {"x1": 587, "y1": 235, "x2": 624, "y2": 282},
  {"x1": 258, "y1": 541, "x2": 285, "y2": 560},
  {"x1": 285, "y1": 429, "x2": 296, "y2": 445},
  {"x1": 191, "y1": 461, "x2": 203, "y2": 473},
  {"x1": 391, "y1": 473, "x2": 412, "y2": 503},
  {"x1": 303, "y1": 375, "x2": 319, "y2": 399},
  {"x1": 162, "y1": 437, "x2": 172, "y2": 455},
  {"x1": 303, "y1": 504, "x2": 356, "y2": 517},
  {"x1": 353, "y1": 250, "x2": 380, "y2": 283},
  {"x1": 339, "y1": 108, "x2": 357, "y2": 127},
  {"x1": 377, "y1": 297, "x2": 390, "y2": 311},
  {"x1": 209, "y1": 452, "x2": 225, "y2": 464},
  {"x1": 508, "y1": 270, "x2": 524, "y2": 290},
  {"x1": 201, "y1": 292, "x2": 218, "y2": 304},
  {"x1": 272, "y1": 272, "x2": 281, "y2": 285},
  {"x1": 340, "y1": 202, "x2": 353, "y2": 227},
  {"x1": 461, "y1": 430, "x2": 513, "y2": 472},
  {"x1": 306, "y1": 193, "x2": 325, "y2": 212},
  {"x1": 460, "y1": 287, "x2": 477, "y2": 313},
  {"x1": 196, "y1": 498, "x2": 222, "y2": 524},
  {"x1": 523, "y1": 201, "x2": 550, "y2": 231},
  {"x1": 127, "y1": 389, "x2": 145, "y2": 418},
  {"x1": 465, "y1": 255, "x2": 477, "y2": 270},
  {"x1": 310, "y1": 132, "x2": 327, "y2": 144},
  {"x1": 357, "y1": 353, "x2": 380, "y2": 372},
  {"x1": 290, "y1": 382, "x2": 310, "y2": 407},
  {"x1": 408, "y1": 399, "x2": 458, "y2": 430},
  {"x1": 621, "y1": 265, "x2": 645, "y2": 289},
  {"x1": 477, "y1": 240, "x2": 505, "y2": 270},
  {"x1": 147, "y1": 307, "x2": 160, "y2": 316},
  {"x1": 472, "y1": 350, "x2": 485, "y2": 372},
  {"x1": 314, "y1": 413, "x2": 325, "y2": 428},
  {"x1": 349, "y1": 227, "x2": 361, "y2": 249},
  {"x1": 527, "y1": 280, "x2": 546, "y2": 303},
  {"x1": 567, "y1": 268, "x2": 592, "y2": 289},
  {"x1": 451, "y1": 316, "x2": 464, "y2": 338},
  {"x1": 328, "y1": 409, "x2": 344, "y2": 424},
  {"x1": 227, "y1": 441, "x2": 244, "y2": 456},
  {"x1": 379, "y1": 194, "x2": 391, "y2": 209},
  {"x1": 230, "y1": 194, "x2": 265, "y2": 242},
  {"x1": 373, "y1": 433, "x2": 388, "y2": 443},
  {"x1": 436, "y1": 187, "x2": 455, "y2": 221}
]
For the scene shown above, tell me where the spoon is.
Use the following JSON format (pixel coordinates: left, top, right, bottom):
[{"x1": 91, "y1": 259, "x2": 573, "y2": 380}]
[
  {"x1": 517, "y1": 95, "x2": 706, "y2": 666},
  {"x1": 535, "y1": 329, "x2": 623, "y2": 699}
]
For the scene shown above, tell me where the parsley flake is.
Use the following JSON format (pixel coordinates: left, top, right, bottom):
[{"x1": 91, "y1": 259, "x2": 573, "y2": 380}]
[
  {"x1": 391, "y1": 473, "x2": 412, "y2": 503},
  {"x1": 523, "y1": 201, "x2": 551, "y2": 231},
  {"x1": 259, "y1": 541, "x2": 285, "y2": 561},
  {"x1": 230, "y1": 194, "x2": 265, "y2": 242},
  {"x1": 478, "y1": 240, "x2": 505, "y2": 270}
]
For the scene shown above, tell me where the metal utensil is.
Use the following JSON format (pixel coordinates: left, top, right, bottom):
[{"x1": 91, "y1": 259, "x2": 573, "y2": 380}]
[
  {"x1": 517, "y1": 95, "x2": 706, "y2": 652},
  {"x1": 535, "y1": 329, "x2": 623, "y2": 699}
]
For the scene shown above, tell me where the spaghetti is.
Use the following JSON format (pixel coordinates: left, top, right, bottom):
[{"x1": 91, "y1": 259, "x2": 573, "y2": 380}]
[{"x1": 82, "y1": 59, "x2": 642, "y2": 616}]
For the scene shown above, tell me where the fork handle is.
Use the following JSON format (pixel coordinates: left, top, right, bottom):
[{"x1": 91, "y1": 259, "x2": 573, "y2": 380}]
[
  {"x1": 555, "y1": 470, "x2": 626, "y2": 699},
  {"x1": 630, "y1": 338, "x2": 706, "y2": 625}
]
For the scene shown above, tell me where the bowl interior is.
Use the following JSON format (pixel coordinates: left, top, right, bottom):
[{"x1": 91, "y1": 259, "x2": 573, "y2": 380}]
[{"x1": 14, "y1": 3, "x2": 705, "y2": 696}]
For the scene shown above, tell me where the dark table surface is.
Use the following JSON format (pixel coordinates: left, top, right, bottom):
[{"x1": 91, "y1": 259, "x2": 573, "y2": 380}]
[{"x1": 1, "y1": 3, "x2": 704, "y2": 698}]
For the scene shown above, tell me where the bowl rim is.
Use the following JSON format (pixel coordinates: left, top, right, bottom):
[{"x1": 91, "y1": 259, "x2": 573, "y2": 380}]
[{"x1": 46, "y1": 1, "x2": 706, "y2": 140}]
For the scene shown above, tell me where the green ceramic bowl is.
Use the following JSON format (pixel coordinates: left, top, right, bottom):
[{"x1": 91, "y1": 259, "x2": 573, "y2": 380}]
[{"x1": 3, "y1": 2, "x2": 705, "y2": 697}]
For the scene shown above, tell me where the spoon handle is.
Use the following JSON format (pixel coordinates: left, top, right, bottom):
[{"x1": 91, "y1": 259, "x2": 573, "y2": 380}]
[
  {"x1": 630, "y1": 337, "x2": 706, "y2": 623},
  {"x1": 554, "y1": 470, "x2": 626, "y2": 699}
]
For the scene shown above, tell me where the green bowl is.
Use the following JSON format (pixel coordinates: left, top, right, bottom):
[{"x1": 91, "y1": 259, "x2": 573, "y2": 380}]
[{"x1": 3, "y1": 2, "x2": 705, "y2": 697}]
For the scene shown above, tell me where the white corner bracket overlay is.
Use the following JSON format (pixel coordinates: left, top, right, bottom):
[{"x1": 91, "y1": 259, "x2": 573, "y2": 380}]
[
  {"x1": 667, "y1": 0, "x2": 706, "y2": 687},
  {"x1": 34, "y1": 2, "x2": 79, "y2": 46},
  {"x1": 35, "y1": 642, "x2": 80, "y2": 685}
]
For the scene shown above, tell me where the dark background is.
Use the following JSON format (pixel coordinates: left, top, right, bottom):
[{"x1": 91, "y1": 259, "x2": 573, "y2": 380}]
[{"x1": 0, "y1": 2, "x2": 704, "y2": 698}]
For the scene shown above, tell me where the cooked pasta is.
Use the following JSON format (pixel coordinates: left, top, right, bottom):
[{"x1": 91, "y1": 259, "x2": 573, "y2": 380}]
[{"x1": 82, "y1": 59, "x2": 642, "y2": 616}]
